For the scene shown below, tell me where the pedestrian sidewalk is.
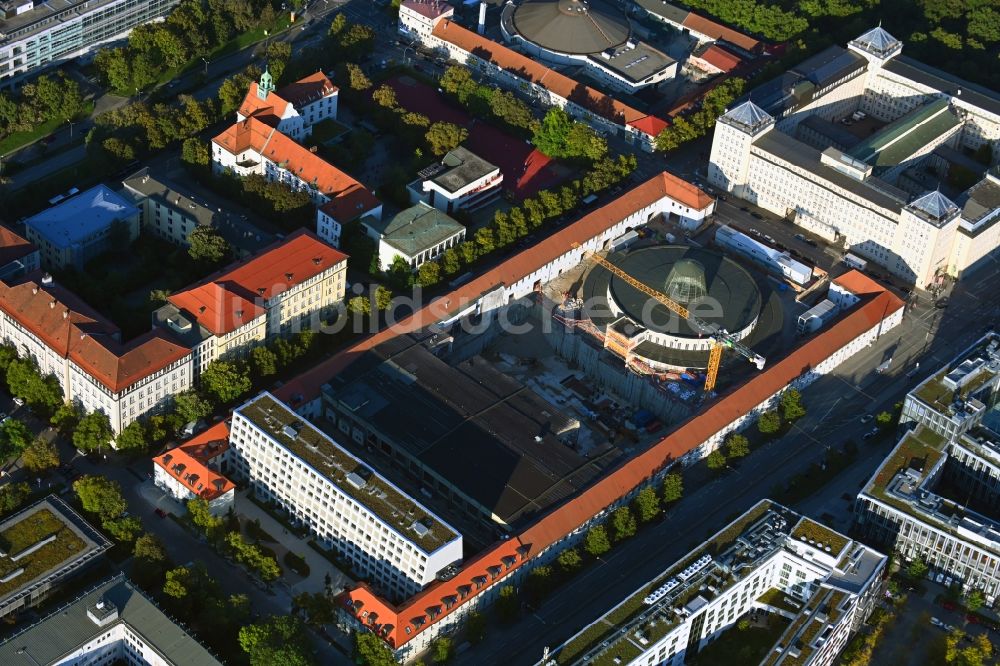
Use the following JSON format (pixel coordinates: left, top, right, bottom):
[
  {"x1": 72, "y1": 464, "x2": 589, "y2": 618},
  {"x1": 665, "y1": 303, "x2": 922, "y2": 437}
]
[{"x1": 234, "y1": 490, "x2": 355, "y2": 597}]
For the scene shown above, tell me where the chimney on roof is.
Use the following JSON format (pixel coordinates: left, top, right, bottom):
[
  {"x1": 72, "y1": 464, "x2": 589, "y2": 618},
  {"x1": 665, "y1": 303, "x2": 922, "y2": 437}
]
[
  {"x1": 199, "y1": 306, "x2": 206, "y2": 314},
  {"x1": 235, "y1": 310, "x2": 244, "y2": 319},
  {"x1": 313, "y1": 257, "x2": 322, "y2": 265},
  {"x1": 285, "y1": 272, "x2": 293, "y2": 281},
  {"x1": 257, "y1": 287, "x2": 266, "y2": 295}
]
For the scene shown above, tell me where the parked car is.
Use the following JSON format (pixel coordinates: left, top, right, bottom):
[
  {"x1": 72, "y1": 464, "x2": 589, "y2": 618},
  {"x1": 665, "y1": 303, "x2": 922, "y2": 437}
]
[
  {"x1": 942, "y1": 601, "x2": 958, "y2": 611},
  {"x1": 862, "y1": 428, "x2": 879, "y2": 441},
  {"x1": 751, "y1": 212, "x2": 764, "y2": 220},
  {"x1": 154, "y1": 508, "x2": 167, "y2": 518},
  {"x1": 935, "y1": 297, "x2": 950, "y2": 309},
  {"x1": 860, "y1": 414, "x2": 874, "y2": 424},
  {"x1": 967, "y1": 614, "x2": 981, "y2": 624}
]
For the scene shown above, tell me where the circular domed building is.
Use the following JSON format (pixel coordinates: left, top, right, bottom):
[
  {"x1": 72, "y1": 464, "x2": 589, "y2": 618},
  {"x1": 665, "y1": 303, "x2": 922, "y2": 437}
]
[
  {"x1": 581, "y1": 245, "x2": 765, "y2": 371},
  {"x1": 499, "y1": 0, "x2": 677, "y2": 93}
]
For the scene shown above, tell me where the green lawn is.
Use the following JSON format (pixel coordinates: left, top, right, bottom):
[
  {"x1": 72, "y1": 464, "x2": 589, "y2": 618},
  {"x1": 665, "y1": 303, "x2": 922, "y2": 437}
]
[{"x1": 0, "y1": 101, "x2": 95, "y2": 156}]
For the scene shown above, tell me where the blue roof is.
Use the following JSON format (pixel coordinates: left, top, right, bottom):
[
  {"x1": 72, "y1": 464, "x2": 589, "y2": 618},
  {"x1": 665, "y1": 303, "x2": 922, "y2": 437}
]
[{"x1": 25, "y1": 185, "x2": 138, "y2": 250}]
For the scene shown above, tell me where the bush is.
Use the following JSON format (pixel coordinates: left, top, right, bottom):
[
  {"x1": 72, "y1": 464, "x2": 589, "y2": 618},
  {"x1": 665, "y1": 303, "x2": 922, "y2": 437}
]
[{"x1": 283, "y1": 551, "x2": 310, "y2": 577}]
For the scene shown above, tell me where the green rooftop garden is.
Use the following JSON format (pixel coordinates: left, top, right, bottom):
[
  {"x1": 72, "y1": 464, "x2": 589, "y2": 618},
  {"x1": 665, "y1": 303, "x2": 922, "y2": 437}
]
[
  {"x1": 757, "y1": 588, "x2": 803, "y2": 614},
  {"x1": 868, "y1": 427, "x2": 946, "y2": 497},
  {"x1": 790, "y1": 518, "x2": 849, "y2": 556},
  {"x1": 240, "y1": 395, "x2": 456, "y2": 552},
  {"x1": 691, "y1": 614, "x2": 790, "y2": 666},
  {"x1": 913, "y1": 365, "x2": 995, "y2": 415},
  {"x1": 0, "y1": 508, "x2": 86, "y2": 598}
]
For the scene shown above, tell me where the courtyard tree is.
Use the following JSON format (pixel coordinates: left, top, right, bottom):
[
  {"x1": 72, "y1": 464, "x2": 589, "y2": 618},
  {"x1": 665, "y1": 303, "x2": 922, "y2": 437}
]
[
  {"x1": 966, "y1": 590, "x2": 985, "y2": 611},
  {"x1": 250, "y1": 346, "x2": 279, "y2": 378},
  {"x1": 906, "y1": 558, "x2": 929, "y2": 580},
  {"x1": 425, "y1": 121, "x2": 468, "y2": 156},
  {"x1": 662, "y1": 472, "x2": 684, "y2": 503},
  {"x1": 0, "y1": 418, "x2": 32, "y2": 457},
  {"x1": 173, "y1": 390, "x2": 212, "y2": 425},
  {"x1": 200, "y1": 361, "x2": 251, "y2": 405},
  {"x1": 372, "y1": 84, "x2": 397, "y2": 109},
  {"x1": 188, "y1": 226, "x2": 231, "y2": 264},
  {"x1": 0, "y1": 482, "x2": 30, "y2": 516},
  {"x1": 347, "y1": 295, "x2": 372, "y2": 316},
  {"x1": 416, "y1": 260, "x2": 441, "y2": 287},
  {"x1": 634, "y1": 486, "x2": 661, "y2": 523},
  {"x1": 374, "y1": 285, "x2": 393, "y2": 311},
  {"x1": 239, "y1": 615, "x2": 314, "y2": 666}
]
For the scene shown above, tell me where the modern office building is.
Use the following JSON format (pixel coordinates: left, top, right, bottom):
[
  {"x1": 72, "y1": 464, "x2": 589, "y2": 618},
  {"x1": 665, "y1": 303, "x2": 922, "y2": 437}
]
[
  {"x1": 155, "y1": 229, "x2": 347, "y2": 377},
  {"x1": 0, "y1": 495, "x2": 110, "y2": 619},
  {"x1": 856, "y1": 333, "x2": 1000, "y2": 605},
  {"x1": 407, "y1": 146, "x2": 502, "y2": 214},
  {"x1": 366, "y1": 202, "x2": 466, "y2": 272},
  {"x1": 122, "y1": 167, "x2": 275, "y2": 258},
  {"x1": 0, "y1": 271, "x2": 193, "y2": 433},
  {"x1": 708, "y1": 27, "x2": 1000, "y2": 286},
  {"x1": 499, "y1": 0, "x2": 677, "y2": 94},
  {"x1": 0, "y1": 575, "x2": 222, "y2": 665},
  {"x1": 228, "y1": 392, "x2": 463, "y2": 602},
  {"x1": 0, "y1": 0, "x2": 179, "y2": 88},
  {"x1": 550, "y1": 501, "x2": 885, "y2": 666},
  {"x1": 153, "y1": 421, "x2": 235, "y2": 516},
  {"x1": 24, "y1": 184, "x2": 140, "y2": 270},
  {"x1": 236, "y1": 69, "x2": 339, "y2": 142},
  {"x1": 0, "y1": 225, "x2": 38, "y2": 280},
  {"x1": 399, "y1": 4, "x2": 669, "y2": 151}
]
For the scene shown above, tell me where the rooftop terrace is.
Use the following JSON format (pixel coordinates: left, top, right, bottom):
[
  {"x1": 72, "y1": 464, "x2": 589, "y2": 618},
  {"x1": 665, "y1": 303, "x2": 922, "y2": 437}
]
[
  {"x1": 911, "y1": 334, "x2": 1000, "y2": 417},
  {"x1": 236, "y1": 393, "x2": 458, "y2": 553}
]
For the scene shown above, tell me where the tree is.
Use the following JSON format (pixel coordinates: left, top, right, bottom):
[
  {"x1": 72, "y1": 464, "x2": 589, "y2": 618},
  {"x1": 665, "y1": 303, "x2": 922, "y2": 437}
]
[
  {"x1": 374, "y1": 286, "x2": 393, "y2": 311},
  {"x1": 0, "y1": 482, "x2": 30, "y2": 516},
  {"x1": 372, "y1": 84, "x2": 397, "y2": 109},
  {"x1": 74, "y1": 475, "x2": 127, "y2": 521},
  {"x1": 557, "y1": 547, "x2": 583, "y2": 574},
  {"x1": 496, "y1": 585, "x2": 519, "y2": 623},
  {"x1": 173, "y1": 390, "x2": 212, "y2": 425},
  {"x1": 662, "y1": 472, "x2": 683, "y2": 503},
  {"x1": 73, "y1": 412, "x2": 114, "y2": 454},
  {"x1": 611, "y1": 506, "x2": 637, "y2": 541},
  {"x1": 134, "y1": 533, "x2": 167, "y2": 563},
  {"x1": 240, "y1": 615, "x2": 314, "y2": 666},
  {"x1": 876, "y1": 411, "x2": 894, "y2": 429},
  {"x1": 726, "y1": 433, "x2": 750, "y2": 458},
  {"x1": 905, "y1": 558, "x2": 928, "y2": 580},
  {"x1": 113, "y1": 420, "x2": 147, "y2": 451},
  {"x1": 200, "y1": 361, "x2": 251, "y2": 404},
  {"x1": 757, "y1": 410, "x2": 782, "y2": 436},
  {"x1": 181, "y1": 137, "x2": 211, "y2": 166},
  {"x1": 163, "y1": 566, "x2": 191, "y2": 600},
  {"x1": 51, "y1": 402, "x2": 82, "y2": 439},
  {"x1": 101, "y1": 137, "x2": 136, "y2": 162},
  {"x1": 294, "y1": 591, "x2": 334, "y2": 626},
  {"x1": 353, "y1": 631, "x2": 395, "y2": 666},
  {"x1": 250, "y1": 346, "x2": 279, "y2": 378},
  {"x1": 584, "y1": 524, "x2": 611, "y2": 557},
  {"x1": 0, "y1": 419, "x2": 32, "y2": 457},
  {"x1": 188, "y1": 498, "x2": 223, "y2": 537},
  {"x1": 347, "y1": 295, "x2": 372, "y2": 315},
  {"x1": 264, "y1": 41, "x2": 292, "y2": 82},
  {"x1": 466, "y1": 610, "x2": 487, "y2": 643},
  {"x1": 103, "y1": 516, "x2": 142, "y2": 542},
  {"x1": 706, "y1": 449, "x2": 727, "y2": 471},
  {"x1": 188, "y1": 226, "x2": 230, "y2": 263},
  {"x1": 425, "y1": 121, "x2": 468, "y2": 156},
  {"x1": 634, "y1": 486, "x2": 661, "y2": 523},
  {"x1": 416, "y1": 260, "x2": 441, "y2": 287},
  {"x1": 966, "y1": 589, "x2": 985, "y2": 611},
  {"x1": 780, "y1": 389, "x2": 806, "y2": 421},
  {"x1": 431, "y1": 637, "x2": 454, "y2": 663},
  {"x1": 344, "y1": 63, "x2": 371, "y2": 91},
  {"x1": 21, "y1": 438, "x2": 59, "y2": 473},
  {"x1": 532, "y1": 107, "x2": 573, "y2": 158}
]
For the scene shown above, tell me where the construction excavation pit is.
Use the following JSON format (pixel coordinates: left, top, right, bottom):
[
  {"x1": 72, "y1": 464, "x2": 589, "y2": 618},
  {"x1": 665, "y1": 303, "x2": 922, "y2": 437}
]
[{"x1": 576, "y1": 245, "x2": 769, "y2": 373}]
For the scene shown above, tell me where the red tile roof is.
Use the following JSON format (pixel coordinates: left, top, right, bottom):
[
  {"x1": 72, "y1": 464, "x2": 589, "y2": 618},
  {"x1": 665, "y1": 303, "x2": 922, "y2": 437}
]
[
  {"x1": 431, "y1": 20, "x2": 668, "y2": 137},
  {"x1": 277, "y1": 71, "x2": 338, "y2": 108},
  {"x1": 154, "y1": 422, "x2": 235, "y2": 501},
  {"x1": 237, "y1": 83, "x2": 290, "y2": 128},
  {"x1": 318, "y1": 184, "x2": 381, "y2": 224},
  {"x1": 275, "y1": 172, "x2": 713, "y2": 405},
  {"x1": 682, "y1": 13, "x2": 762, "y2": 53},
  {"x1": 699, "y1": 44, "x2": 743, "y2": 73},
  {"x1": 0, "y1": 225, "x2": 36, "y2": 269},
  {"x1": 0, "y1": 273, "x2": 191, "y2": 393},
  {"x1": 337, "y1": 270, "x2": 903, "y2": 648},
  {"x1": 168, "y1": 229, "x2": 347, "y2": 337},
  {"x1": 212, "y1": 117, "x2": 378, "y2": 206}
]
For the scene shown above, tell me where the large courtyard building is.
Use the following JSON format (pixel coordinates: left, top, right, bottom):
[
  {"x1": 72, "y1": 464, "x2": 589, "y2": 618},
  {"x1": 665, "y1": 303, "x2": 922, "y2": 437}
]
[
  {"x1": 0, "y1": 496, "x2": 110, "y2": 619},
  {"x1": 24, "y1": 184, "x2": 140, "y2": 270},
  {"x1": 549, "y1": 501, "x2": 885, "y2": 666},
  {"x1": 398, "y1": 1, "x2": 669, "y2": 151},
  {"x1": 229, "y1": 393, "x2": 463, "y2": 602},
  {"x1": 155, "y1": 229, "x2": 347, "y2": 377},
  {"x1": 0, "y1": 271, "x2": 192, "y2": 433},
  {"x1": 0, "y1": 575, "x2": 222, "y2": 665},
  {"x1": 708, "y1": 27, "x2": 1000, "y2": 286},
  {"x1": 0, "y1": 0, "x2": 179, "y2": 88},
  {"x1": 856, "y1": 332, "x2": 1000, "y2": 605},
  {"x1": 499, "y1": 0, "x2": 677, "y2": 94}
]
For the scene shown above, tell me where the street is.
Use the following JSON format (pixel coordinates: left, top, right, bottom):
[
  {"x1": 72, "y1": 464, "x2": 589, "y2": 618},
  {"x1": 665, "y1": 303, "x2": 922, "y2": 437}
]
[{"x1": 454, "y1": 253, "x2": 1000, "y2": 665}]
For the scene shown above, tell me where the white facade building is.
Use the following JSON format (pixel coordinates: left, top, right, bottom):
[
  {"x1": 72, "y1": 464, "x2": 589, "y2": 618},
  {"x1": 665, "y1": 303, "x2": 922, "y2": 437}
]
[
  {"x1": 709, "y1": 27, "x2": 1000, "y2": 287},
  {"x1": 367, "y1": 202, "x2": 466, "y2": 272},
  {"x1": 551, "y1": 502, "x2": 886, "y2": 666},
  {"x1": 229, "y1": 393, "x2": 464, "y2": 602},
  {"x1": 236, "y1": 69, "x2": 339, "y2": 142},
  {"x1": 407, "y1": 146, "x2": 502, "y2": 214},
  {"x1": 0, "y1": 0, "x2": 179, "y2": 88},
  {"x1": 153, "y1": 422, "x2": 235, "y2": 517}
]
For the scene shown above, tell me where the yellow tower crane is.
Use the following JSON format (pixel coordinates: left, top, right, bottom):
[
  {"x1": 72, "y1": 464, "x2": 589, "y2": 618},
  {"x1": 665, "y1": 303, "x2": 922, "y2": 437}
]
[{"x1": 573, "y1": 245, "x2": 766, "y2": 392}]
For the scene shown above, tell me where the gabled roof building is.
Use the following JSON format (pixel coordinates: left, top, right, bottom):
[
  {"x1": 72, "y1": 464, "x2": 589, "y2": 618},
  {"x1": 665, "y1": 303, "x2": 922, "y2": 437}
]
[
  {"x1": 153, "y1": 421, "x2": 235, "y2": 515},
  {"x1": 236, "y1": 68, "x2": 339, "y2": 142}
]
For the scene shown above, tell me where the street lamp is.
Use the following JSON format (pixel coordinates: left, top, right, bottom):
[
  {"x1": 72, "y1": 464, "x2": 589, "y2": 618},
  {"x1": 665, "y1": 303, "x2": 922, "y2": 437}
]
[
  {"x1": 66, "y1": 119, "x2": 74, "y2": 139},
  {"x1": 202, "y1": 57, "x2": 209, "y2": 76}
]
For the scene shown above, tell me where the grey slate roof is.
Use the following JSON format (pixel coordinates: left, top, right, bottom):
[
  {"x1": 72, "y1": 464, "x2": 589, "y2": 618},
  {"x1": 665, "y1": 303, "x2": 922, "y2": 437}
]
[
  {"x1": 0, "y1": 575, "x2": 222, "y2": 665},
  {"x1": 634, "y1": 0, "x2": 690, "y2": 25},
  {"x1": 884, "y1": 56, "x2": 1000, "y2": 117},
  {"x1": 379, "y1": 202, "x2": 465, "y2": 257},
  {"x1": 746, "y1": 46, "x2": 867, "y2": 118}
]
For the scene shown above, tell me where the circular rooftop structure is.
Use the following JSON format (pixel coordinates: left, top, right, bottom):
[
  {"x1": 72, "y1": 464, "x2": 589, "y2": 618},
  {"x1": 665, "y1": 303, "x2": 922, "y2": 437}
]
[
  {"x1": 510, "y1": 0, "x2": 631, "y2": 56},
  {"x1": 581, "y1": 245, "x2": 763, "y2": 370}
]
